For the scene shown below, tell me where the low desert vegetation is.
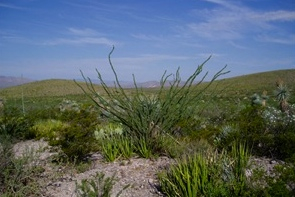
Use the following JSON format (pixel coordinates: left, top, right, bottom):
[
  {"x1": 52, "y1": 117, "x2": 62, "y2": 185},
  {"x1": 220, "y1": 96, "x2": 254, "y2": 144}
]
[{"x1": 0, "y1": 47, "x2": 294, "y2": 196}]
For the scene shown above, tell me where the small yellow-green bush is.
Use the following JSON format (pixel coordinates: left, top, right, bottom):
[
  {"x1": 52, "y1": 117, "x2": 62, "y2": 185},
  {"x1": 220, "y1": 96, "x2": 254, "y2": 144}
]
[{"x1": 32, "y1": 119, "x2": 69, "y2": 141}]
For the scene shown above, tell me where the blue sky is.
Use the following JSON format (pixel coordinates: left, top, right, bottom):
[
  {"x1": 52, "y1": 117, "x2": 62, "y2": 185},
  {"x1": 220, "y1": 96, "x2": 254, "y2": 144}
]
[{"x1": 1, "y1": 0, "x2": 295, "y2": 82}]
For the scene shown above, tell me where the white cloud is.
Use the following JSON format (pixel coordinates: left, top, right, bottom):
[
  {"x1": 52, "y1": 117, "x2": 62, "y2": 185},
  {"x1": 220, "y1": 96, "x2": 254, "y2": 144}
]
[
  {"x1": 42, "y1": 27, "x2": 117, "y2": 46},
  {"x1": 256, "y1": 34, "x2": 295, "y2": 45},
  {"x1": 131, "y1": 34, "x2": 164, "y2": 42},
  {"x1": 43, "y1": 37, "x2": 116, "y2": 46},
  {"x1": 186, "y1": 0, "x2": 295, "y2": 42},
  {"x1": 228, "y1": 41, "x2": 249, "y2": 50},
  {"x1": 68, "y1": 28, "x2": 99, "y2": 37},
  {"x1": 251, "y1": 10, "x2": 295, "y2": 22}
]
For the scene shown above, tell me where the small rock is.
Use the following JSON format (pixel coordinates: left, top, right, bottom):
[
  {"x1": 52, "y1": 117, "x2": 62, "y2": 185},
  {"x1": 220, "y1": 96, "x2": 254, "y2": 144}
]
[
  {"x1": 270, "y1": 160, "x2": 277, "y2": 164},
  {"x1": 53, "y1": 182, "x2": 62, "y2": 187}
]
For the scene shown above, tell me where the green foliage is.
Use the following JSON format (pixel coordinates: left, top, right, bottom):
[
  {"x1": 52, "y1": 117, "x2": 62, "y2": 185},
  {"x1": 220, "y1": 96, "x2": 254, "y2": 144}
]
[
  {"x1": 263, "y1": 163, "x2": 295, "y2": 196},
  {"x1": 250, "y1": 92, "x2": 268, "y2": 106},
  {"x1": 158, "y1": 142, "x2": 251, "y2": 197},
  {"x1": 95, "y1": 123, "x2": 133, "y2": 161},
  {"x1": 262, "y1": 105, "x2": 295, "y2": 161},
  {"x1": 101, "y1": 134, "x2": 134, "y2": 162},
  {"x1": 251, "y1": 162, "x2": 295, "y2": 196},
  {"x1": 31, "y1": 119, "x2": 68, "y2": 141},
  {"x1": 217, "y1": 105, "x2": 270, "y2": 156},
  {"x1": 116, "y1": 135, "x2": 134, "y2": 159},
  {"x1": 0, "y1": 134, "x2": 13, "y2": 193},
  {"x1": 0, "y1": 106, "x2": 35, "y2": 140},
  {"x1": 135, "y1": 136, "x2": 153, "y2": 158},
  {"x1": 0, "y1": 137, "x2": 43, "y2": 196},
  {"x1": 229, "y1": 142, "x2": 250, "y2": 196},
  {"x1": 274, "y1": 130, "x2": 295, "y2": 162},
  {"x1": 75, "y1": 172, "x2": 130, "y2": 197},
  {"x1": 101, "y1": 136, "x2": 121, "y2": 162},
  {"x1": 51, "y1": 106, "x2": 100, "y2": 162},
  {"x1": 214, "y1": 124, "x2": 239, "y2": 149},
  {"x1": 159, "y1": 154, "x2": 210, "y2": 197},
  {"x1": 94, "y1": 122, "x2": 123, "y2": 140},
  {"x1": 1, "y1": 50, "x2": 294, "y2": 196},
  {"x1": 76, "y1": 46, "x2": 229, "y2": 157},
  {"x1": 59, "y1": 99, "x2": 81, "y2": 112},
  {"x1": 275, "y1": 80, "x2": 290, "y2": 102},
  {"x1": 216, "y1": 97, "x2": 295, "y2": 161}
]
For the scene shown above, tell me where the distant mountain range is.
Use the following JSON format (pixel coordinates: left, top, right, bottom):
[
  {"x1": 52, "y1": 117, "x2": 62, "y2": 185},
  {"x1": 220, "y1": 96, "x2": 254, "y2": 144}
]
[{"x1": 0, "y1": 76, "x2": 34, "y2": 89}]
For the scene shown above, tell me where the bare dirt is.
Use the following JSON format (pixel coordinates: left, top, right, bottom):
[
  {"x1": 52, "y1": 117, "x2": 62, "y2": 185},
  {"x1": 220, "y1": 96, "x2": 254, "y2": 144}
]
[{"x1": 13, "y1": 139, "x2": 174, "y2": 197}]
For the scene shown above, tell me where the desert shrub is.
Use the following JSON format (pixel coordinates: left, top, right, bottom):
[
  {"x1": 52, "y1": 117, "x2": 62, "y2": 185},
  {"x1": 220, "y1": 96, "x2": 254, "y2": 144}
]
[
  {"x1": 0, "y1": 106, "x2": 35, "y2": 140},
  {"x1": 240, "y1": 103, "x2": 295, "y2": 160},
  {"x1": 264, "y1": 163, "x2": 295, "y2": 196},
  {"x1": 31, "y1": 119, "x2": 69, "y2": 141},
  {"x1": 215, "y1": 99, "x2": 295, "y2": 161},
  {"x1": 76, "y1": 47, "x2": 229, "y2": 157},
  {"x1": 273, "y1": 130, "x2": 295, "y2": 162},
  {"x1": 214, "y1": 124, "x2": 240, "y2": 149},
  {"x1": 238, "y1": 105, "x2": 268, "y2": 143},
  {"x1": 215, "y1": 105, "x2": 271, "y2": 156},
  {"x1": 262, "y1": 105, "x2": 295, "y2": 134},
  {"x1": 262, "y1": 104, "x2": 295, "y2": 160},
  {"x1": 250, "y1": 162, "x2": 295, "y2": 196},
  {"x1": 59, "y1": 99, "x2": 81, "y2": 112},
  {"x1": 50, "y1": 107, "x2": 100, "y2": 162},
  {"x1": 158, "y1": 142, "x2": 251, "y2": 197}
]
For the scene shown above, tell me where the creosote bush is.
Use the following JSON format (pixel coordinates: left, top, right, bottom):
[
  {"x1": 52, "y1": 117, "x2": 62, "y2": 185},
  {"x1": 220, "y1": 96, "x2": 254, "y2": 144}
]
[
  {"x1": 50, "y1": 104, "x2": 101, "y2": 162},
  {"x1": 76, "y1": 46, "x2": 229, "y2": 157},
  {"x1": 0, "y1": 105, "x2": 35, "y2": 140}
]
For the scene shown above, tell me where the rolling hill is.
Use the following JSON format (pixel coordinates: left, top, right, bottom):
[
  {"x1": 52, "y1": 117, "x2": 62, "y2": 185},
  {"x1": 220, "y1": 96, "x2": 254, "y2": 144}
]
[{"x1": 0, "y1": 69, "x2": 294, "y2": 100}]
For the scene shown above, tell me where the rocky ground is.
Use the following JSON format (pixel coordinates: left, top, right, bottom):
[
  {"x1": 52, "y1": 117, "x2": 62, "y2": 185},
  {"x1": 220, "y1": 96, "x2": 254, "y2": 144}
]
[
  {"x1": 13, "y1": 139, "x2": 173, "y2": 197},
  {"x1": 12, "y1": 139, "x2": 286, "y2": 197}
]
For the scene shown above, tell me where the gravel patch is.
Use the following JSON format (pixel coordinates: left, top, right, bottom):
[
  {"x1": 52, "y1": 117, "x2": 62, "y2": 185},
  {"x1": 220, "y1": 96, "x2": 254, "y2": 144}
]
[{"x1": 12, "y1": 140, "x2": 173, "y2": 197}]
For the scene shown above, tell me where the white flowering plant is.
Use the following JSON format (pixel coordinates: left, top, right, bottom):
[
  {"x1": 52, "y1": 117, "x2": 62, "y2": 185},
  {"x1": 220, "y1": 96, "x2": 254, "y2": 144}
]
[{"x1": 262, "y1": 104, "x2": 295, "y2": 133}]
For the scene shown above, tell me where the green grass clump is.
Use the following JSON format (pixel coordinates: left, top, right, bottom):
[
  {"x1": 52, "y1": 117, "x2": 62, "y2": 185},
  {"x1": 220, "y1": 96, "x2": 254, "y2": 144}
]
[
  {"x1": 96, "y1": 123, "x2": 134, "y2": 161},
  {"x1": 158, "y1": 142, "x2": 251, "y2": 197},
  {"x1": 75, "y1": 172, "x2": 130, "y2": 197}
]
